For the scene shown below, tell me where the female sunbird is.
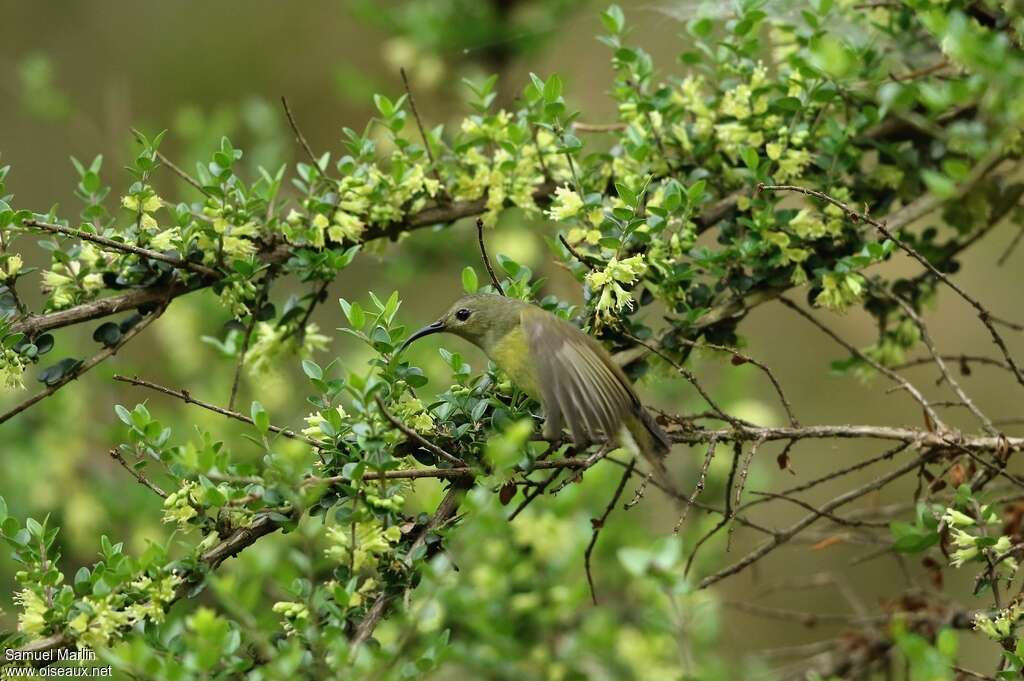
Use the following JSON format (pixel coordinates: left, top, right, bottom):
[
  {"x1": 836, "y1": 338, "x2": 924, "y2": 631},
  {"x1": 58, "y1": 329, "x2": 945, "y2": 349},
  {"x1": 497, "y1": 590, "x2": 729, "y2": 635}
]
[{"x1": 400, "y1": 293, "x2": 673, "y2": 482}]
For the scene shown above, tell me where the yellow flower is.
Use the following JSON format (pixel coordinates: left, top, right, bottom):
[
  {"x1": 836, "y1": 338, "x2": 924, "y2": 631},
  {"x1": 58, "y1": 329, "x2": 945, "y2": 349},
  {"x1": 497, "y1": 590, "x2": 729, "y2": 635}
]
[
  {"x1": 142, "y1": 195, "x2": 163, "y2": 212},
  {"x1": 776, "y1": 148, "x2": 811, "y2": 181},
  {"x1": 329, "y1": 210, "x2": 365, "y2": 243},
  {"x1": 789, "y1": 209, "x2": 828, "y2": 239},
  {"x1": 41, "y1": 270, "x2": 72, "y2": 289},
  {"x1": 545, "y1": 186, "x2": 584, "y2": 221},
  {"x1": 150, "y1": 228, "x2": 180, "y2": 252},
  {"x1": 14, "y1": 589, "x2": 47, "y2": 638},
  {"x1": 1, "y1": 254, "x2": 22, "y2": 281}
]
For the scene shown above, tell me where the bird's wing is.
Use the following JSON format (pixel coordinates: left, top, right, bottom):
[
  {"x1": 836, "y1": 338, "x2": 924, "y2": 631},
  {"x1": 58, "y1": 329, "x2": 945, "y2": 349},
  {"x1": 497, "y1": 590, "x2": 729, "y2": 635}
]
[{"x1": 521, "y1": 306, "x2": 638, "y2": 445}]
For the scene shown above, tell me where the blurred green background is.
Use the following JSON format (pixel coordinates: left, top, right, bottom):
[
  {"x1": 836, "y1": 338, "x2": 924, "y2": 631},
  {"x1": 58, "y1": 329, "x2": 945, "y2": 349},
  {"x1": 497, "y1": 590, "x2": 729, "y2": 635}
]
[{"x1": 1, "y1": 0, "x2": 1022, "y2": 675}]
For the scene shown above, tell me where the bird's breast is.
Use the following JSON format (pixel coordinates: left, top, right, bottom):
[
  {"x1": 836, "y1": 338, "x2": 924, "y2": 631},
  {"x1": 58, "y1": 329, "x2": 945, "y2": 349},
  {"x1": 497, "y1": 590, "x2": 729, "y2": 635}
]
[{"x1": 486, "y1": 326, "x2": 541, "y2": 398}]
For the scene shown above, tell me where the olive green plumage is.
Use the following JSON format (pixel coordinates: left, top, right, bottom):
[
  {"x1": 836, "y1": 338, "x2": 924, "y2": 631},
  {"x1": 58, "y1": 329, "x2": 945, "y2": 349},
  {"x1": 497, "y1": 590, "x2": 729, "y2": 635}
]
[{"x1": 401, "y1": 293, "x2": 672, "y2": 480}]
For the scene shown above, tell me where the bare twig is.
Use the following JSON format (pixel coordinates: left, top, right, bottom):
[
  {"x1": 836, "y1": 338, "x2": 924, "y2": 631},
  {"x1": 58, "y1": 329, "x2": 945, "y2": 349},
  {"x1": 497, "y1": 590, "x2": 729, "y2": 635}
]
[
  {"x1": 674, "y1": 437, "x2": 718, "y2": 533},
  {"x1": 399, "y1": 67, "x2": 444, "y2": 192},
  {"x1": 697, "y1": 453, "x2": 931, "y2": 589},
  {"x1": 998, "y1": 224, "x2": 1024, "y2": 267},
  {"x1": 108, "y1": 448, "x2": 167, "y2": 498},
  {"x1": 778, "y1": 297, "x2": 942, "y2": 427},
  {"x1": 584, "y1": 457, "x2": 635, "y2": 604},
  {"x1": 887, "y1": 289, "x2": 998, "y2": 435},
  {"x1": 475, "y1": 218, "x2": 505, "y2": 295},
  {"x1": 280, "y1": 96, "x2": 320, "y2": 168},
  {"x1": 685, "y1": 442, "x2": 743, "y2": 576}
]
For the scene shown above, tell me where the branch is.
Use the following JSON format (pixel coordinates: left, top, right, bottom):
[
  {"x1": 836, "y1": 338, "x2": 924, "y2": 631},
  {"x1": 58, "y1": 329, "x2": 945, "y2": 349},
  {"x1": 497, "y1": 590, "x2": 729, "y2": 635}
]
[
  {"x1": 24, "y1": 219, "x2": 218, "y2": 278},
  {"x1": 697, "y1": 452, "x2": 932, "y2": 589},
  {"x1": 113, "y1": 374, "x2": 324, "y2": 448},
  {"x1": 760, "y1": 175, "x2": 1024, "y2": 388},
  {"x1": 0, "y1": 309, "x2": 163, "y2": 426},
  {"x1": 9, "y1": 181, "x2": 569, "y2": 338},
  {"x1": 666, "y1": 422, "x2": 1023, "y2": 453}
]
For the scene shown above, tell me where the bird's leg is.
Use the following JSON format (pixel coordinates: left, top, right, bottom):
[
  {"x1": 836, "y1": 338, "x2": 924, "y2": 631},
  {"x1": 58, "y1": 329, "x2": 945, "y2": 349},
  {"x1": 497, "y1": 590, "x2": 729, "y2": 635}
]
[{"x1": 551, "y1": 442, "x2": 610, "y2": 493}]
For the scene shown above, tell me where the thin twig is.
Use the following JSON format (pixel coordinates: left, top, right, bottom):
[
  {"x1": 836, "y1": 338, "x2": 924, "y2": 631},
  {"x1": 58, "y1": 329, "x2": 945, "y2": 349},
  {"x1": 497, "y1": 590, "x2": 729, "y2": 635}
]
[
  {"x1": 228, "y1": 273, "x2": 274, "y2": 410},
  {"x1": 685, "y1": 442, "x2": 742, "y2": 576},
  {"x1": 113, "y1": 374, "x2": 323, "y2": 448},
  {"x1": 673, "y1": 337, "x2": 799, "y2": 428},
  {"x1": 475, "y1": 218, "x2": 505, "y2": 295},
  {"x1": 887, "y1": 289, "x2": 998, "y2": 435},
  {"x1": 130, "y1": 129, "x2": 211, "y2": 198},
  {"x1": 108, "y1": 448, "x2": 167, "y2": 498},
  {"x1": 584, "y1": 457, "x2": 635, "y2": 605},
  {"x1": 697, "y1": 453, "x2": 931, "y2": 590},
  {"x1": 778, "y1": 297, "x2": 942, "y2": 428},
  {"x1": 280, "y1": 96, "x2": 320, "y2": 168},
  {"x1": 998, "y1": 224, "x2": 1024, "y2": 267},
  {"x1": 399, "y1": 67, "x2": 444, "y2": 192},
  {"x1": 674, "y1": 437, "x2": 718, "y2": 533}
]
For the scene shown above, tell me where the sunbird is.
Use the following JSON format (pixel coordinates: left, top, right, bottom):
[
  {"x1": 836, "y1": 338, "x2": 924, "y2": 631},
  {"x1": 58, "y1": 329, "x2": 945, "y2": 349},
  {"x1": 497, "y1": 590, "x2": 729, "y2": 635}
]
[{"x1": 400, "y1": 293, "x2": 673, "y2": 483}]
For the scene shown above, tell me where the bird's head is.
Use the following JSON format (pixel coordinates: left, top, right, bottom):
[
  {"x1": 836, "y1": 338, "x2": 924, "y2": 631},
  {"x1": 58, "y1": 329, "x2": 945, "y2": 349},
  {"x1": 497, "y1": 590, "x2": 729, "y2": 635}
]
[{"x1": 400, "y1": 293, "x2": 525, "y2": 354}]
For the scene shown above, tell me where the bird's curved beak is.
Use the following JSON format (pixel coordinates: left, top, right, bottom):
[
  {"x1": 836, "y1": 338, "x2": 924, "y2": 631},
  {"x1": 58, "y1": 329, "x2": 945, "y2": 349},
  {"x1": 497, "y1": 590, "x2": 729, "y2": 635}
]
[{"x1": 399, "y1": 320, "x2": 445, "y2": 353}]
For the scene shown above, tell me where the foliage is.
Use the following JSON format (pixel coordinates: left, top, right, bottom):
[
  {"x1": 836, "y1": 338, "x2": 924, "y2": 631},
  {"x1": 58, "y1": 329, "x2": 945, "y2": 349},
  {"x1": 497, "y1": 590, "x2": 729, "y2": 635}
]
[{"x1": 1, "y1": 1, "x2": 1024, "y2": 679}]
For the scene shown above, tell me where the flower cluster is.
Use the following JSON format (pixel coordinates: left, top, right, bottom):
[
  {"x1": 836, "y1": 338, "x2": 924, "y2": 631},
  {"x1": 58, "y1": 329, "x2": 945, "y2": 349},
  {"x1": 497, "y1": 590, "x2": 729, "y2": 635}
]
[
  {"x1": 943, "y1": 506, "x2": 1018, "y2": 574},
  {"x1": 162, "y1": 481, "x2": 198, "y2": 529},
  {"x1": 585, "y1": 255, "x2": 648, "y2": 323},
  {"x1": 246, "y1": 322, "x2": 329, "y2": 376},
  {"x1": 324, "y1": 521, "x2": 402, "y2": 573}
]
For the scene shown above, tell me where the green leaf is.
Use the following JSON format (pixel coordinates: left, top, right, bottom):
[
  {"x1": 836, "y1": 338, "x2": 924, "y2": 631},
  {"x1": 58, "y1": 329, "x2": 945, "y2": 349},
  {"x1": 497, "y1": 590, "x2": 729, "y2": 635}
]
[
  {"x1": 115, "y1": 405, "x2": 132, "y2": 426},
  {"x1": 92, "y1": 322, "x2": 121, "y2": 347},
  {"x1": 462, "y1": 266, "x2": 479, "y2": 293},
  {"x1": 740, "y1": 147, "x2": 759, "y2": 171},
  {"x1": 302, "y1": 360, "x2": 323, "y2": 381},
  {"x1": 601, "y1": 4, "x2": 625, "y2": 34},
  {"x1": 618, "y1": 547, "x2": 650, "y2": 576},
  {"x1": 251, "y1": 401, "x2": 269, "y2": 434},
  {"x1": 543, "y1": 74, "x2": 562, "y2": 103},
  {"x1": 348, "y1": 301, "x2": 365, "y2": 330},
  {"x1": 922, "y1": 170, "x2": 958, "y2": 199}
]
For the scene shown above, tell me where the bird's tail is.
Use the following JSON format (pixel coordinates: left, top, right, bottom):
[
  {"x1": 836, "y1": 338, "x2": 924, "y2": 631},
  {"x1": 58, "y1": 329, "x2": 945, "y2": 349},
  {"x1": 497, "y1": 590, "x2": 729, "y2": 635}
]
[{"x1": 625, "y1": 409, "x2": 679, "y2": 500}]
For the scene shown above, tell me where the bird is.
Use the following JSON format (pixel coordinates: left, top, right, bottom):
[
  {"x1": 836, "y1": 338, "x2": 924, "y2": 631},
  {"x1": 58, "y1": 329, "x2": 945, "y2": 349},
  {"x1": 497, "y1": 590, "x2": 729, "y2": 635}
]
[{"x1": 399, "y1": 293, "x2": 673, "y2": 485}]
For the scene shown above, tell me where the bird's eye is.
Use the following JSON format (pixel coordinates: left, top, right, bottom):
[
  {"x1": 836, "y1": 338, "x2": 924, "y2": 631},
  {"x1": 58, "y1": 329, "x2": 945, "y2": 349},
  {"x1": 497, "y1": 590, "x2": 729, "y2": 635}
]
[{"x1": 455, "y1": 308, "x2": 471, "y2": 321}]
